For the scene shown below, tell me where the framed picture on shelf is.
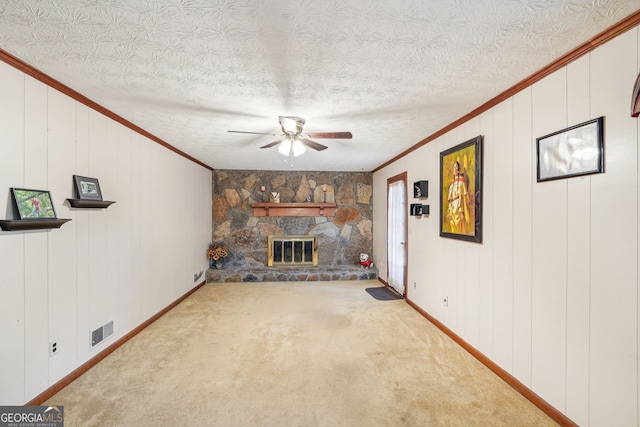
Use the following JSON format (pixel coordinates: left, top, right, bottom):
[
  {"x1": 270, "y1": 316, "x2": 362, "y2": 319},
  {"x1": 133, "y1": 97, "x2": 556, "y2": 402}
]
[
  {"x1": 536, "y1": 117, "x2": 604, "y2": 182},
  {"x1": 10, "y1": 188, "x2": 58, "y2": 219},
  {"x1": 439, "y1": 135, "x2": 483, "y2": 243},
  {"x1": 73, "y1": 175, "x2": 103, "y2": 201}
]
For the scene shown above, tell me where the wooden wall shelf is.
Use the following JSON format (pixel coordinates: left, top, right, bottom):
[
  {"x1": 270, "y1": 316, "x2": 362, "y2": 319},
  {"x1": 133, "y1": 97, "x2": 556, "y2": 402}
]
[
  {"x1": 0, "y1": 218, "x2": 71, "y2": 231},
  {"x1": 252, "y1": 203, "x2": 336, "y2": 217},
  {"x1": 67, "y1": 199, "x2": 116, "y2": 208}
]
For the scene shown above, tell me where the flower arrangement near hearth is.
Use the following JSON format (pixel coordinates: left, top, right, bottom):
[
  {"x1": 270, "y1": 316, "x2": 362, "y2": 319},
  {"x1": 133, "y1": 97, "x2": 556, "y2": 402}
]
[{"x1": 207, "y1": 242, "x2": 228, "y2": 268}]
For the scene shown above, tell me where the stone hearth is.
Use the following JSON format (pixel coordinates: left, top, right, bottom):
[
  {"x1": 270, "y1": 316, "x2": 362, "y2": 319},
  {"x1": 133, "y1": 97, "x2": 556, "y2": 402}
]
[{"x1": 206, "y1": 265, "x2": 378, "y2": 283}]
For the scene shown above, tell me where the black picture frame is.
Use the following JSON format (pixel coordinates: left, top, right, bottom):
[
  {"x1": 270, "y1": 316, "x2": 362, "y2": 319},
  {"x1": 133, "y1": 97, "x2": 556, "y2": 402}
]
[
  {"x1": 536, "y1": 117, "x2": 604, "y2": 182},
  {"x1": 413, "y1": 181, "x2": 428, "y2": 198},
  {"x1": 10, "y1": 188, "x2": 58, "y2": 220},
  {"x1": 73, "y1": 175, "x2": 103, "y2": 201},
  {"x1": 440, "y1": 135, "x2": 483, "y2": 243}
]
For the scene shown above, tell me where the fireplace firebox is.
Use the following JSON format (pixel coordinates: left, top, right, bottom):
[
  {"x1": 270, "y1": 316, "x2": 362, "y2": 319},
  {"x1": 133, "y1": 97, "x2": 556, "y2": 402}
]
[{"x1": 268, "y1": 235, "x2": 318, "y2": 267}]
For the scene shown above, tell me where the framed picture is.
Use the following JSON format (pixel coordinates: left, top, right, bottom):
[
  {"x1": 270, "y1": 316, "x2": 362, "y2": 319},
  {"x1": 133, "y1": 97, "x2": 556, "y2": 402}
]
[
  {"x1": 73, "y1": 175, "x2": 103, "y2": 201},
  {"x1": 413, "y1": 181, "x2": 428, "y2": 198},
  {"x1": 410, "y1": 203, "x2": 423, "y2": 216},
  {"x1": 536, "y1": 117, "x2": 604, "y2": 182},
  {"x1": 10, "y1": 188, "x2": 58, "y2": 219},
  {"x1": 440, "y1": 135, "x2": 483, "y2": 243}
]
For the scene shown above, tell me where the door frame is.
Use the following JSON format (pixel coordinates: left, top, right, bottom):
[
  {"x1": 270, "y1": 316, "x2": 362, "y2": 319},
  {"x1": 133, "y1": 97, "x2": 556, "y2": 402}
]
[{"x1": 387, "y1": 171, "x2": 408, "y2": 297}]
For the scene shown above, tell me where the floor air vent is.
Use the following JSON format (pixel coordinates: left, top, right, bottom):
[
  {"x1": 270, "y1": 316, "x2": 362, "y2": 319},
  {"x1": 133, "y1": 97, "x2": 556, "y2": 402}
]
[{"x1": 91, "y1": 320, "x2": 114, "y2": 348}]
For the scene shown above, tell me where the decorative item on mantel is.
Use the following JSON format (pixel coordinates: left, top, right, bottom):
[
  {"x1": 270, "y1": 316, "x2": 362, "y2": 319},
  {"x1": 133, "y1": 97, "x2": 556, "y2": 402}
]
[{"x1": 207, "y1": 242, "x2": 228, "y2": 269}]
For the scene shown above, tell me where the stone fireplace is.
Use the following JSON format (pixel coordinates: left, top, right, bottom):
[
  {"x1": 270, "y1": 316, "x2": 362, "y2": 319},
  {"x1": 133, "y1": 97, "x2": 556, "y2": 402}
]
[
  {"x1": 207, "y1": 169, "x2": 377, "y2": 282},
  {"x1": 268, "y1": 235, "x2": 318, "y2": 267}
]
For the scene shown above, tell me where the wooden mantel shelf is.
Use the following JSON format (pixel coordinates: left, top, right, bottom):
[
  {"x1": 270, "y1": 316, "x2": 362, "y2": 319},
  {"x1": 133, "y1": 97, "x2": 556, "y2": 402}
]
[{"x1": 252, "y1": 202, "x2": 336, "y2": 217}]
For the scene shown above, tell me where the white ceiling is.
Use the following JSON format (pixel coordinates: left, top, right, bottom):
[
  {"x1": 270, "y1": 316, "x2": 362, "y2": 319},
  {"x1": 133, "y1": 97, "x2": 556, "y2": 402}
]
[{"x1": 1, "y1": 1, "x2": 638, "y2": 171}]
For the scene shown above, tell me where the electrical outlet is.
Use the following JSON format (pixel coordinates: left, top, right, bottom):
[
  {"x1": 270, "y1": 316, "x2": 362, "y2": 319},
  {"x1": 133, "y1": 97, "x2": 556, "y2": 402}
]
[
  {"x1": 49, "y1": 342, "x2": 58, "y2": 357},
  {"x1": 413, "y1": 282, "x2": 417, "y2": 289},
  {"x1": 443, "y1": 296, "x2": 448, "y2": 306}
]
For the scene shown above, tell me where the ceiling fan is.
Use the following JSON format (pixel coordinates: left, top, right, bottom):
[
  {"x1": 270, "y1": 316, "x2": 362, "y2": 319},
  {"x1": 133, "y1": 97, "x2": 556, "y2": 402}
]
[{"x1": 228, "y1": 116, "x2": 352, "y2": 156}]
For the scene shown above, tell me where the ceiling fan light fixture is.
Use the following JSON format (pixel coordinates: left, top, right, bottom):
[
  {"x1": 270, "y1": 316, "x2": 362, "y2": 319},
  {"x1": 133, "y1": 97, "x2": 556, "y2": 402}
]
[
  {"x1": 292, "y1": 139, "x2": 306, "y2": 156},
  {"x1": 278, "y1": 139, "x2": 291, "y2": 156},
  {"x1": 278, "y1": 136, "x2": 306, "y2": 157},
  {"x1": 231, "y1": 116, "x2": 347, "y2": 156}
]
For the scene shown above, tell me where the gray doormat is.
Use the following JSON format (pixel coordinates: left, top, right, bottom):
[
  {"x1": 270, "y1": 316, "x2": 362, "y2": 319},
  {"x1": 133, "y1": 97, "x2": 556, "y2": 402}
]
[{"x1": 365, "y1": 286, "x2": 403, "y2": 301}]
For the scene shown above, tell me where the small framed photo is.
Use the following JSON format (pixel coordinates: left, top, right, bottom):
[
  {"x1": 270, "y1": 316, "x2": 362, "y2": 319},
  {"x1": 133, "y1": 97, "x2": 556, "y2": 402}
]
[
  {"x1": 536, "y1": 117, "x2": 604, "y2": 182},
  {"x1": 73, "y1": 175, "x2": 103, "y2": 201},
  {"x1": 11, "y1": 188, "x2": 58, "y2": 219}
]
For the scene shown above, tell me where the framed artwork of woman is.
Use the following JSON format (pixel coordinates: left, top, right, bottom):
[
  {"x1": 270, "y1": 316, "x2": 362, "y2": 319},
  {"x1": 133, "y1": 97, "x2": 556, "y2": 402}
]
[{"x1": 439, "y1": 135, "x2": 483, "y2": 243}]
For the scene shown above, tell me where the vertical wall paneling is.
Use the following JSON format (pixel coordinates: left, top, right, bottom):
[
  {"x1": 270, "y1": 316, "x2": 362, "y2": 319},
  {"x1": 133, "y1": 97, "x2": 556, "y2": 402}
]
[
  {"x1": 24, "y1": 77, "x2": 48, "y2": 187},
  {"x1": 117, "y1": 126, "x2": 134, "y2": 333},
  {"x1": 478, "y1": 111, "x2": 495, "y2": 358},
  {"x1": 633, "y1": 24, "x2": 640, "y2": 427},
  {"x1": 87, "y1": 110, "x2": 109, "y2": 345},
  {"x1": 530, "y1": 69, "x2": 569, "y2": 412},
  {"x1": 23, "y1": 76, "x2": 49, "y2": 401},
  {"x1": 105, "y1": 120, "x2": 119, "y2": 337},
  {"x1": 565, "y1": 54, "x2": 592, "y2": 426},
  {"x1": 406, "y1": 142, "x2": 437, "y2": 310},
  {"x1": 435, "y1": 133, "x2": 449, "y2": 324},
  {"x1": 138, "y1": 141, "x2": 165, "y2": 316},
  {"x1": 637, "y1": 25, "x2": 640, "y2": 427},
  {"x1": 182, "y1": 161, "x2": 192, "y2": 285},
  {"x1": 0, "y1": 62, "x2": 26, "y2": 405},
  {"x1": 415, "y1": 142, "x2": 439, "y2": 313},
  {"x1": 511, "y1": 87, "x2": 534, "y2": 387},
  {"x1": 129, "y1": 133, "x2": 143, "y2": 327},
  {"x1": 492, "y1": 99, "x2": 515, "y2": 371},
  {"x1": 462, "y1": 121, "x2": 483, "y2": 350},
  {"x1": 135, "y1": 137, "x2": 154, "y2": 319},
  {"x1": 75, "y1": 104, "x2": 91, "y2": 365},
  {"x1": 47, "y1": 88, "x2": 78, "y2": 384},
  {"x1": 589, "y1": 30, "x2": 638, "y2": 425},
  {"x1": 440, "y1": 131, "x2": 463, "y2": 330}
]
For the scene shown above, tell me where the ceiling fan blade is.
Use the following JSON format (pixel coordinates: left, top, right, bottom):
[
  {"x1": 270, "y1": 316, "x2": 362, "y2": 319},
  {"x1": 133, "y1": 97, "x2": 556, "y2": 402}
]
[
  {"x1": 228, "y1": 130, "x2": 281, "y2": 136},
  {"x1": 299, "y1": 138, "x2": 328, "y2": 151},
  {"x1": 305, "y1": 132, "x2": 352, "y2": 139},
  {"x1": 260, "y1": 140, "x2": 283, "y2": 149}
]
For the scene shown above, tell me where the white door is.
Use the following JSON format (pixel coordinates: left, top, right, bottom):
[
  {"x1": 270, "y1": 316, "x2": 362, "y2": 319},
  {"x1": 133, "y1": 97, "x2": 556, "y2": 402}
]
[{"x1": 387, "y1": 173, "x2": 407, "y2": 296}]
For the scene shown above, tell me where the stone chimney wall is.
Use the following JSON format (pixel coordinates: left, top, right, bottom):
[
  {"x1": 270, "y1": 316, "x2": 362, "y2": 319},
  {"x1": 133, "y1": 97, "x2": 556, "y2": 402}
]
[{"x1": 212, "y1": 170, "x2": 373, "y2": 268}]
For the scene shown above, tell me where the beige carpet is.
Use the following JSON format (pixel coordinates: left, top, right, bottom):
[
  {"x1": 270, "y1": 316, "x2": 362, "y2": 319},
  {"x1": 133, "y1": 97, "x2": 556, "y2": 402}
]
[{"x1": 46, "y1": 281, "x2": 557, "y2": 426}]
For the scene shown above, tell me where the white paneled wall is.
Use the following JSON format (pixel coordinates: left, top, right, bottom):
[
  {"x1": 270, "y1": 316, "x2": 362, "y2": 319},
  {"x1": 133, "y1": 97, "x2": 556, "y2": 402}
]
[
  {"x1": 0, "y1": 62, "x2": 212, "y2": 405},
  {"x1": 588, "y1": 29, "x2": 638, "y2": 425},
  {"x1": 373, "y1": 26, "x2": 640, "y2": 426}
]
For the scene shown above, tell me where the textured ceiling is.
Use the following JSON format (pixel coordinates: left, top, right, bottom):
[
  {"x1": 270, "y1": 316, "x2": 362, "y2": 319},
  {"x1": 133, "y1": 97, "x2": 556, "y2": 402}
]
[{"x1": 1, "y1": 1, "x2": 639, "y2": 171}]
